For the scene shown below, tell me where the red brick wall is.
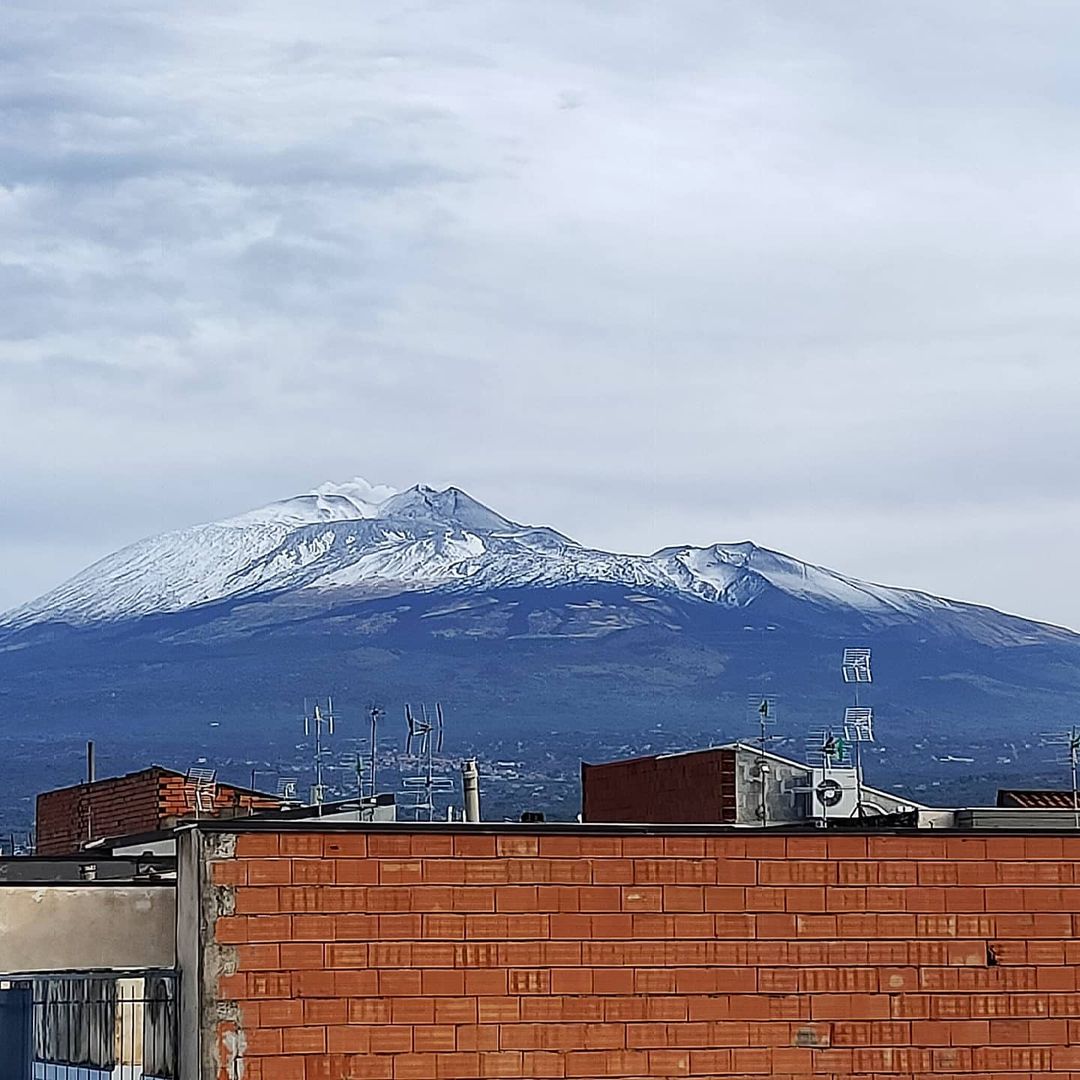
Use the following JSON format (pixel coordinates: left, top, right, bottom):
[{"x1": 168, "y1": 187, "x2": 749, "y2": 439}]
[
  {"x1": 36, "y1": 768, "x2": 282, "y2": 854},
  {"x1": 204, "y1": 828, "x2": 1080, "y2": 1079},
  {"x1": 36, "y1": 768, "x2": 165, "y2": 855},
  {"x1": 582, "y1": 750, "x2": 737, "y2": 824},
  {"x1": 158, "y1": 773, "x2": 281, "y2": 823}
]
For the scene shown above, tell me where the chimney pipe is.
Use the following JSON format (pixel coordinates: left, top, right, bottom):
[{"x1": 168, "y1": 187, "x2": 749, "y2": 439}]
[
  {"x1": 461, "y1": 759, "x2": 481, "y2": 823},
  {"x1": 86, "y1": 741, "x2": 95, "y2": 785}
]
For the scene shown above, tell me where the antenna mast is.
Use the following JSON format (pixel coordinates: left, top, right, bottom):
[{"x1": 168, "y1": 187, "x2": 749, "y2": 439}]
[
  {"x1": 402, "y1": 702, "x2": 454, "y2": 821},
  {"x1": 841, "y1": 648, "x2": 874, "y2": 817},
  {"x1": 367, "y1": 705, "x2": 384, "y2": 799},
  {"x1": 1038, "y1": 726, "x2": 1080, "y2": 829},
  {"x1": 1070, "y1": 727, "x2": 1080, "y2": 830},
  {"x1": 303, "y1": 697, "x2": 336, "y2": 814},
  {"x1": 743, "y1": 624, "x2": 778, "y2": 827}
]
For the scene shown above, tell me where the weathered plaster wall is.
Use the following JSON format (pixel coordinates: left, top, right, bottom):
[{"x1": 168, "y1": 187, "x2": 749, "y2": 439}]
[{"x1": 0, "y1": 884, "x2": 175, "y2": 975}]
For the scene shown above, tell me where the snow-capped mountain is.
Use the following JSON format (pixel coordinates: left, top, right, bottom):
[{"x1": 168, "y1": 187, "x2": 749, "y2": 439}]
[
  {"x1": 1, "y1": 479, "x2": 1071, "y2": 647},
  {"x1": 4, "y1": 477, "x2": 1080, "y2": 829}
]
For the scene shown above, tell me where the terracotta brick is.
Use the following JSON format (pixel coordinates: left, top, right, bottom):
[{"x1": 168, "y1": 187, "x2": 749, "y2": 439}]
[
  {"x1": 413, "y1": 1024, "x2": 457, "y2": 1052},
  {"x1": 247, "y1": 859, "x2": 291, "y2": 886},
  {"x1": 394, "y1": 1053, "x2": 439, "y2": 1079},
  {"x1": 323, "y1": 833, "x2": 366, "y2": 857},
  {"x1": 409, "y1": 833, "x2": 454, "y2": 856},
  {"x1": 259, "y1": 1000, "x2": 305, "y2": 1028},
  {"x1": 247, "y1": 915, "x2": 292, "y2": 942},
  {"x1": 435, "y1": 995, "x2": 479, "y2": 1024},
  {"x1": 235, "y1": 943, "x2": 279, "y2": 970},
  {"x1": 369, "y1": 1026, "x2": 413, "y2": 1053},
  {"x1": 279, "y1": 833, "x2": 324, "y2": 857},
  {"x1": 292, "y1": 859, "x2": 334, "y2": 884},
  {"x1": 454, "y1": 834, "x2": 497, "y2": 857},
  {"x1": 212, "y1": 859, "x2": 248, "y2": 886},
  {"x1": 279, "y1": 942, "x2": 324, "y2": 969},
  {"x1": 236, "y1": 833, "x2": 280, "y2": 857},
  {"x1": 260, "y1": 1056, "x2": 305, "y2": 1080},
  {"x1": 335, "y1": 859, "x2": 378, "y2": 884},
  {"x1": 215, "y1": 915, "x2": 248, "y2": 944},
  {"x1": 281, "y1": 1026, "x2": 327, "y2": 1054},
  {"x1": 433, "y1": 1052, "x2": 480, "y2": 1078},
  {"x1": 304, "y1": 1000, "x2": 347, "y2": 1026},
  {"x1": 328, "y1": 969, "x2": 379, "y2": 996}
]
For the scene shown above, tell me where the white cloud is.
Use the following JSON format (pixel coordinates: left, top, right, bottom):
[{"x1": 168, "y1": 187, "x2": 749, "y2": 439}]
[{"x1": 3, "y1": 1, "x2": 1080, "y2": 625}]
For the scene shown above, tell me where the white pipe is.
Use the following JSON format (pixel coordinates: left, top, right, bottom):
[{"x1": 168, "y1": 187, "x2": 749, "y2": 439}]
[{"x1": 462, "y1": 759, "x2": 481, "y2": 823}]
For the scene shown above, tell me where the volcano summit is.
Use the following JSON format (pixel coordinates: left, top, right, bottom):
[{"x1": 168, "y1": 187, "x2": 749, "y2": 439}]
[{"x1": 1, "y1": 479, "x2": 1079, "y2": 824}]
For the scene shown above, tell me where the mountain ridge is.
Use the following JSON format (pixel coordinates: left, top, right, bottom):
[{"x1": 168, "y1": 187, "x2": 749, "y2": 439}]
[
  {"x1": 1, "y1": 479, "x2": 1075, "y2": 649},
  {"x1": 2, "y1": 478, "x2": 1080, "y2": 826}
]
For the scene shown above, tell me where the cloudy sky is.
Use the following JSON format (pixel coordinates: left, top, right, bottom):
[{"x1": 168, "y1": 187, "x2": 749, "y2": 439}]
[{"x1": 4, "y1": 1, "x2": 1080, "y2": 626}]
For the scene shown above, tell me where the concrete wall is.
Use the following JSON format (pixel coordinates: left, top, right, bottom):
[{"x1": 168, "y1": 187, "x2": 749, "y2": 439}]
[
  {"x1": 197, "y1": 826, "x2": 1080, "y2": 1079},
  {"x1": 0, "y1": 884, "x2": 175, "y2": 975},
  {"x1": 733, "y1": 750, "x2": 807, "y2": 824}
]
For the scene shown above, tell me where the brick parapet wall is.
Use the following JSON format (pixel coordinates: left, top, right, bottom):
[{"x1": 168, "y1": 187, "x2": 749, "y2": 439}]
[
  {"x1": 204, "y1": 829, "x2": 1080, "y2": 1079},
  {"x1": 36, "y1": 768, "x2": 165, "y2": 855},
  {"x1": 36, "y1": 769, "x2": 281, "y2": 855},
  {"x1": 581, "y1": 751, "x2": 737, "y2": 825}
]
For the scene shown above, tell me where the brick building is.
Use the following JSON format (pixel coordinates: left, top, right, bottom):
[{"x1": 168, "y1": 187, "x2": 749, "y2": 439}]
[
  {"x1": 35, "y1": 766, "x2": 282, "y2": 855},
  {"x1": 170, "y1": 820, "x2": 1080, "y2": 1079},
  {"x1": 582, "y1": 743, "x2": 922, "y2": 826}
]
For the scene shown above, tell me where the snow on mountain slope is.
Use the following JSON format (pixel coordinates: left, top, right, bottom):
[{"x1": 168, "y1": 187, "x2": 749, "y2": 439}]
[{"x1": 0, "y1": 479, "x2": 1071, "y2": 645}]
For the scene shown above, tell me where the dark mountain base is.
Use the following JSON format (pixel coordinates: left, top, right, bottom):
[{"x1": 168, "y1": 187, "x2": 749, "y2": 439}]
[{"x1": 2, "y1": 584, "x2": 1079, "y2": 834}]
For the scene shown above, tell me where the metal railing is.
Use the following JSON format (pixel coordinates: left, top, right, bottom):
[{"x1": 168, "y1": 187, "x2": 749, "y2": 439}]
[{"x1": 1, "y1": 972, "x2": 178, "y2": 1080}]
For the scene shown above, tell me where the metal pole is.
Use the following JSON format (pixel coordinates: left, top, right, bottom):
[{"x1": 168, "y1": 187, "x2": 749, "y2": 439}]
[
  {"x1": 854, "y1": 738, "x2": 864, "y2": 819},
  {"x1": 759, "y1": 707, "x2": 768, "y2": 828},
  {"x1": 86, "y1": 740, "x2": 95, "y2": 785},
  {"x1": 426, "y1": 723, "x2": 434, "y2": 822},
  {"x1": 370, "y1": 707, "x2": 378, "y2": 799},
  {"x1": 314, "y1": 704, "x2": 324, "y2": 814},
  {"x1": 1072, "y1": 739, "x2": 1079, "y2": 830}
]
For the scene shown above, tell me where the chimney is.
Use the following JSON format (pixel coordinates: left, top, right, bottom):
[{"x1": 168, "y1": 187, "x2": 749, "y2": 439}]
[{"x1": 461, "y1": 759, "x2": 481, "y2": 823}]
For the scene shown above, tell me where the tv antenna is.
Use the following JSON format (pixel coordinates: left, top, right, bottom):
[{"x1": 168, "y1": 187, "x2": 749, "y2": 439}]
[
  {"x1": 806, "y1": 728, "x2": 852, "y2": 770},
  {"x1": 401, "y1": 703, "x2": 454, "y2": 821},
  {"x1": 746, "y1": 693, "x2": 778, "y2": 825},
  {"x1": 1038, "y1": 726, "x2": 1080, "y2": 828},
  {"x1": 842, "y1": 648, "x2": 873, "y2": 817},
  {"x1": 184, "y1": 766, "x2": 217, "y2": 818},
  {"x1": 303, "y1": 698, "x2": 335, "y2": 813},
  {"x1": 363, "y1": 705, "x2": 384, "y2": 799},
  {"x1": 742, "y1": 623, "x2": 778, "y2": 827}
]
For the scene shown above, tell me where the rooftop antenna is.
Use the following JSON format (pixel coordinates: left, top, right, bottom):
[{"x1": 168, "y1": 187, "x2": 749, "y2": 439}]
[
  {"x1": 184, "y1": 766, "x2": 218, "y2": 818},
  {"x1": 303, "y1": 697, "x2": 335, "y2": 814},
  {"x1": 746, "y1": 693, "x2": 778, "y2": 826},
  {"x1": 806, "y1": 727, "x2": 851, "y2": 770},
  {"x1": 841, "y1": 648, "x2": 873, "y2": 817},
  {"x1": 365, "y1": 705, "x2": 384, "y2": 799},
  {"x1": 1037, "y1": 726, "x2": 1080, "y2": 828},
  {"x1": 743, "y1": 624, "x2": 778, "y2": 826},
  {"x1": 401, "y1": 702, "x2": 453, "y2": 821}
]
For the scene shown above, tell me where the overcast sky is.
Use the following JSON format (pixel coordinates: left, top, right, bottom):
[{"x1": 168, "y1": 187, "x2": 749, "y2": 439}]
[{"x1": 4, "y1": 2, "x2": 1080, "y2": 626}]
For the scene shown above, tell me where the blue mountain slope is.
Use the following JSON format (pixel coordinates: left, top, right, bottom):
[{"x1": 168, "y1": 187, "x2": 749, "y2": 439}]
[{"x1": 1, "y1": 480, "x2": 1078, "y2": 829}]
